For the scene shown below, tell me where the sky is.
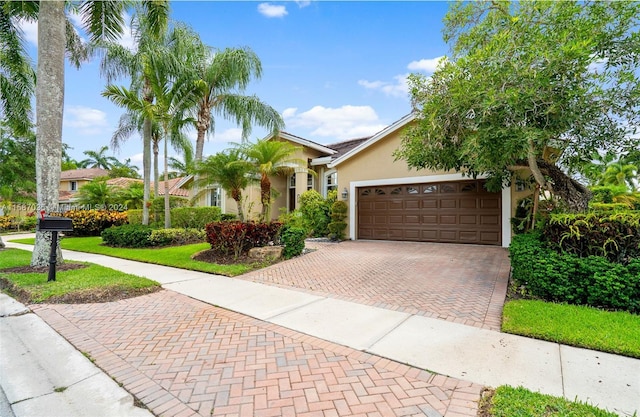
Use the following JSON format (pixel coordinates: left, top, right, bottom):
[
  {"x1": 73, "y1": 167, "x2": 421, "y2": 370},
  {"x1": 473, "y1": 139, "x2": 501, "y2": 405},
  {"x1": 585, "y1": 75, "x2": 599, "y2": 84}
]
[{"x1": 19, "y1": 1, "x2": 452, "y2": 170}]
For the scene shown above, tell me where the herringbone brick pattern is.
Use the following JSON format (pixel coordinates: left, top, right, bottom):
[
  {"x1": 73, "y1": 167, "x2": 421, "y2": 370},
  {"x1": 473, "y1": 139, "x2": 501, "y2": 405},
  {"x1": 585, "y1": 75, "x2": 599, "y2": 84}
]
[
  {"x1": 33, "y1": 291, "x2": 482, "y2": 417},
  {"x1": 241, "y1": 240, "x2": 510, "y2": 330}
]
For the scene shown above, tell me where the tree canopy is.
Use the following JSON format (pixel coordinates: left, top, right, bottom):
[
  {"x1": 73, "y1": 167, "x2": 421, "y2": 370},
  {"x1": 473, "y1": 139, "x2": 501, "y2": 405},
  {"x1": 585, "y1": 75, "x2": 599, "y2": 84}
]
[{"x1": 396, "y1": 0, "x2": 640, "y2": 211}]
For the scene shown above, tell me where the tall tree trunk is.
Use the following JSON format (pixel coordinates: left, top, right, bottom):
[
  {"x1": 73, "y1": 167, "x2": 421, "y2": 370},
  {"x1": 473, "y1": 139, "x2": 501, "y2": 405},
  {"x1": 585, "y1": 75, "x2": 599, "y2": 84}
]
[
  {"x1": 164, "y1": 134, "x2": 171, "y2": 228},
  {"x1": 153, "y1": 138, "x2": 160, "y2": 196},
  {"x1": 195, "y1": 125, "x2": 206, "y2": 163},
  {"x1": 231, "y1": 190, "x2": 245, "y2": 222},
  {"x1": 260, "y1": 174, "x2": 270, "y2": 222},
  {"x1": 32, "y1": 1, "x2": 65, "y2": 267},
  {"x1": 0, "y1": 235, "x2": 5, "y2": 249},
  {"x1": 195, "y1": 104, "x2": 210, "y2": 163},
  {"x1": 142, "y1": 116, "x2": 151, "y2": 225}
]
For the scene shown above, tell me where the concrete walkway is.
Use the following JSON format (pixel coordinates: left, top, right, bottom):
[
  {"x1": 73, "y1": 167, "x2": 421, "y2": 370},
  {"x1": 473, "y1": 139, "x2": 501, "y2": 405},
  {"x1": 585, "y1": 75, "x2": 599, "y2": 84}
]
[{"x1": 2, "y1": 236, "x2": 639, "y2": 416}]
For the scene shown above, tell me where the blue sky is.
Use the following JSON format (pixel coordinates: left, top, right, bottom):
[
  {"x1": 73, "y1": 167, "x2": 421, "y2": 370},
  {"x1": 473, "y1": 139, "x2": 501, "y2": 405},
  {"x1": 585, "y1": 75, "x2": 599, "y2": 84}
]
[{"x1": 20, "y1": 1, "x2": 452, "y2": 169}]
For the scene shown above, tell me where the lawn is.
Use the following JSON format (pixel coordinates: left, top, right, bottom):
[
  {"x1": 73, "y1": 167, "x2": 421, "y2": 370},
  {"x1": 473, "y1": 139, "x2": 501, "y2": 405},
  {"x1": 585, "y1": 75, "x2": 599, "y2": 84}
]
[
  {"x1": 9, "y1": 236, "x2": 255, "y2": 276},
  {"x1": 482, "y1": 386, "x2": 618, "y2": 417},
  {"x1": 0, "y1": 248, "x2": 159, "y2": 303},
  {"x1": 502, "y1": 299, "x2": 640, "y2": 358}
]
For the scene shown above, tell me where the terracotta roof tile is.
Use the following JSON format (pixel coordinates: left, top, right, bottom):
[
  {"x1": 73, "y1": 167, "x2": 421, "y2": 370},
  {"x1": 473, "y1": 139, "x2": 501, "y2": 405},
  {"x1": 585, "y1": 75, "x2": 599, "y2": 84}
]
[{"x1": 60, "y1": 168, "x2": 109, "y2": 180}]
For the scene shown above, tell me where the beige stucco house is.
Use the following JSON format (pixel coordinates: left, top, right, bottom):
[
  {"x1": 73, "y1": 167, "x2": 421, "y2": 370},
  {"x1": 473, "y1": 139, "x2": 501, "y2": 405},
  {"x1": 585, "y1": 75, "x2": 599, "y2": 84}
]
[{"x1": 196, "y1": 113, "x2": 531, "y2": 247}]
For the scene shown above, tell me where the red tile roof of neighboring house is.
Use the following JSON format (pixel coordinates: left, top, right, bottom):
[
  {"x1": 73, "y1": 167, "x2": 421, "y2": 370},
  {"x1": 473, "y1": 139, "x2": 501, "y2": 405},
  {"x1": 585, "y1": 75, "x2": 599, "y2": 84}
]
[
  {"x1": 58, "y1": 190, "x2": 75, "y2": 202},
  {"x1": 106, "y1": 177, "x2": 143, "y2": 188},
  {"x1": 154, "y1": 177, "x2": 190, "y2": 197},
  {"x1": 60, "y1": 168, "x2": 110, "y2": 180}
]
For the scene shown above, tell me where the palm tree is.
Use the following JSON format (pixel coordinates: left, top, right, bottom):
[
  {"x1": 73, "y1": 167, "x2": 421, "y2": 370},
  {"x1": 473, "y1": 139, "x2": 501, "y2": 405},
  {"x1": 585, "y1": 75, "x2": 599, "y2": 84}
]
[
  {"x1": 79, "y1": 145, "x2": 119, "y2": 169},
  {"x1": 7, "y1": 0, "x2": 168, "y2": 266},
  {"x1": 104, "y1": 23, "x2": 203, "y2": 228},
  {"x1": 109, "y1": 158, "x2": 141, "y2": 179},
  {"x1": 168, "y1": 144, "x2": 195, "y2": 179},
  {"x1": 236, "y1": 138, "x2": 312, "y2": 222},
  {"x1": 189, "y1": 47, "x2": 284, "y2": 162},
  {"x1": 97, "y1": 4, "x2": 170, "y2": 226},
  {"x1": 601, "y1": 161, "x2": 639, "y2": 191},
  {"x1": 0, "y1": 3, "x2": 36, "y2": 137},
  {"x1": 76, "y1": 179, "x2": 115, "y2": 207},
  {"x1": 193, "y1": 150, "x2": 253, "y2": 221}
]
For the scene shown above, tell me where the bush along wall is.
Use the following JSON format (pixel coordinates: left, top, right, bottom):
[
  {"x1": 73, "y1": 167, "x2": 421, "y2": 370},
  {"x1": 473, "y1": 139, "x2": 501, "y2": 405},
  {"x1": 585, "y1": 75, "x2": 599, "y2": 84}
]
[
  {"x1": 280, "y1": 225, "x2": 306, "y2": 259},
  {"x1": 172, "y1": 207, "x2": 221, "y2": 229},
  {"x1": 101, "y1": 224, "x2": 205, "y2": 247},
  {"x1": 509, "y1": 233, "x2": 640, "y2": 313}
]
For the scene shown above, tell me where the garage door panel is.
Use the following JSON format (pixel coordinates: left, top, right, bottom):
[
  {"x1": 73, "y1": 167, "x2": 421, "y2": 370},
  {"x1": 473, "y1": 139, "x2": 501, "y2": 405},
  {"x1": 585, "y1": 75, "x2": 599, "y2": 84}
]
[
  {"x1": 480, "y1": 215, "x2": 499, "y2": 225},
  {"x1": 388, "y1": 215, "x2": 404, "y2": 224},
  {"x1": 460, "y1": 215, "x2": 477, "y2": 225},
  {"x1": 421, "y1": 200, "x2": 438, "y2": 209},
  {"x1": 439, "y1": 215, "x2": 457, "y2": 225},
  {"x1": 440, "y1": 199, "x2": 457, "y2": 209},
  {"x1": 358, "y1": 180, "x2": 501, "y2": 245}
]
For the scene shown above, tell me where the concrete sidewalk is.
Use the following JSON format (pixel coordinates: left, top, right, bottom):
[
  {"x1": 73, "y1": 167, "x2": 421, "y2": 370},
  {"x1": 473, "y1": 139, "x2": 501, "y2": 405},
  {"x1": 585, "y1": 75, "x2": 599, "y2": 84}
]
[{"x1": 2, "y1": 237, "x2": 639, "y2": 416}]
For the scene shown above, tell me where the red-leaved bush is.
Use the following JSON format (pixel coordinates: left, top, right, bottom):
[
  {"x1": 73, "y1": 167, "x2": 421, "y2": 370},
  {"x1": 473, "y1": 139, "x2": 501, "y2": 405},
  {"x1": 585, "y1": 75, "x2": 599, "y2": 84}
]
[{"x1": 205, "y1": 221, "x2": 282, "y2": 257}]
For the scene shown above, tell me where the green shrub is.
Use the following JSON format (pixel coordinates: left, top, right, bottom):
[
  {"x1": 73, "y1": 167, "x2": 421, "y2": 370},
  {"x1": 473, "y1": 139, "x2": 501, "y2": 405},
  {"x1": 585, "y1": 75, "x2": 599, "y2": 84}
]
[
  {"x1": 221, "y1": 213, "x2": 237, "y2": 221},
  {"x1": 171, "y1": 207, "x2": 221, "y2": 229},
  {"x1": 278, "y1": 208, "x2": 308, "y2": 233},
  {"x1": 58, "y1": 210, "x2": 128, "y2": 237},
  {"x1": 101, "y1": 224, "x2": 154, "y2": 248},
  {"x1": 589, "y1": 203, "x2": 631, "y2": 212},
  {"x1": 327, "y1": 201, "x2": 348, "y2": 241},
  {"x1": 148, "y1": 228, "x2": 206, "y2": 246},
  {"x1": 204, "y1": 221, "x2": 282, "y2": 257},
  {"x1": 280, "y1": 226, "x2": 306, "y2": 259},
  {"x1": 543, "y1": 212, "x2": 640, "y2": 264},
  {"x1": 509, "y1": 233, "x2": 640, "y2": 313},
  {"x1": 0, "y1": 215, "x2": 37, "y2": 232},
  {"x1": 299, "y1": 190, "x2": 331, "y2": 237},
  {"x1": 126, "y1": 209, "x2": 142, "y2": 224}
]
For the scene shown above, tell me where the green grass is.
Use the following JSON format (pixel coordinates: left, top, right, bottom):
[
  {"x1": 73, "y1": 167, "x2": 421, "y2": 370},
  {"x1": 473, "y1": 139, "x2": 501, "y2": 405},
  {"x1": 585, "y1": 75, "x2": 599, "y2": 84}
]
[
  {"x1": 502, "y1": 299, "x2": 640, "y2": 358},
  {"x1": 485, "y1": 386, "x2": 618, "y2": 417},
  {"x1": 0, "y1": 248, "x2": 159, "y2": 303},
  {"x1": 9, "y1": 237, "x2": 253, "y2": 276}
]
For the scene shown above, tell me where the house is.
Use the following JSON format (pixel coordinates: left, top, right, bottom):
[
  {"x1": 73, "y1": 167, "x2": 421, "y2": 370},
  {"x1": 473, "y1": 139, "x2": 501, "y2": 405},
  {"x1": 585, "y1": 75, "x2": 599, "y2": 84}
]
[
  {"x1": 196, "y1": 113, "x2": 531, "y2": 248},
  {"x1": 58, "y1": 168, "x2": 110, "y2": 210}
]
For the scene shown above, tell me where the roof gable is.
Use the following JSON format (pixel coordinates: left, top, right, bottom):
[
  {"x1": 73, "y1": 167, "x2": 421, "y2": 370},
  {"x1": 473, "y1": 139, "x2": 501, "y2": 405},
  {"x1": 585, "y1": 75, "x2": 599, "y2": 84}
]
[
  {"x1": 265, "y1": 131, "x2": 337, "y2": 156},
  {"x1": 328, "y1": 113, "x2": 416, "y2": 168}
]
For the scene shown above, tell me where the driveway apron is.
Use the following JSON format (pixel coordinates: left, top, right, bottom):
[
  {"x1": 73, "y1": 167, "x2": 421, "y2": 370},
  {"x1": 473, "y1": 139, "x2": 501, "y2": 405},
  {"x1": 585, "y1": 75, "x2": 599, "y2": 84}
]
[{"x1": 33, "y1": 291, "x2": 482, "y2": 417}]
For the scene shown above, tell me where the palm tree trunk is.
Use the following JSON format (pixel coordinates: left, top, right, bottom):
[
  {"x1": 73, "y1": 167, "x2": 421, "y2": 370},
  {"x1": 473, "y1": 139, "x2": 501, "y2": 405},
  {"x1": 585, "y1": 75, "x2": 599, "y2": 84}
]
[
  {"x1": 142, "y1": 116, "x2": 151, "y2": 225},
  {"x1": 260, "y1": 174, "x2": 270, "y2": 222},
  {"x1": 195, "y1": 125, "x2": 206, "y2": 163},
  {"x1": 232, "y1": 190, "x2": 245, "y2": 222},
  {"x1": 164, "y1": 134, "x2": 171, "y2": 228},
  {"x1": 153, "y1": 139, "x2": 160, "y2": 196},
  {"x1": 32, "y1": 1, "x2": 65, "y2": 267}
]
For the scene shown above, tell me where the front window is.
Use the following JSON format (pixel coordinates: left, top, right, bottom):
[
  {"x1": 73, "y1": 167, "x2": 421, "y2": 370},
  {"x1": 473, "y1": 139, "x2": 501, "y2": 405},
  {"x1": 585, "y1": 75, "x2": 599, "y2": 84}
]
[
  {"x1": 307, "y1": 173, "x2": 314, "y2": 191},
  {"x1": 70, "y1": 181, "x2": 77, "y2": 191},
  {"x1": 209, "y1": 187, "x2": 221, "y2": 207},
  {"x1": 325, "y1": 171, "x2": 337, "y2": 195}
]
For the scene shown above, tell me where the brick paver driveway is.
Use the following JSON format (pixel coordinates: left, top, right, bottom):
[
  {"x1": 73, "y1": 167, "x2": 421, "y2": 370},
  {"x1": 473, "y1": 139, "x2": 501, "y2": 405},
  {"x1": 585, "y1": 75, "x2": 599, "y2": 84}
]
[
  {"x1": 240, "y1": 240, "x2": 511, "y2": 330},
  {"x1": 35, "y1": 291, "x2": 482, "y2": 417}
]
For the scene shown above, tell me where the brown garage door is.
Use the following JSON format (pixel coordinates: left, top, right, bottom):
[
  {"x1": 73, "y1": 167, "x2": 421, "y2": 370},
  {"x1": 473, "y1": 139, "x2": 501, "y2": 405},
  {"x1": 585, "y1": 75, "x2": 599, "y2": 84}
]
[{"x1": 357, "y1": 179, "x2": 501, "y2": 245}]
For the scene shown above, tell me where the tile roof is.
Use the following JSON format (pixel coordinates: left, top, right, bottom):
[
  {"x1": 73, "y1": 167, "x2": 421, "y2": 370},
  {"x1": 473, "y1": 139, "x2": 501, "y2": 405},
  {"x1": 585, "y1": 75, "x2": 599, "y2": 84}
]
[
  {"x1": 106, "y1": 177, "x2": 143, "y2": 188},
  {"x1": 154, "y1": 177, "x2": 190, "y2": 197},
  {"x1": 60, "y1": 168, "x2": 109, "y2": 180}
]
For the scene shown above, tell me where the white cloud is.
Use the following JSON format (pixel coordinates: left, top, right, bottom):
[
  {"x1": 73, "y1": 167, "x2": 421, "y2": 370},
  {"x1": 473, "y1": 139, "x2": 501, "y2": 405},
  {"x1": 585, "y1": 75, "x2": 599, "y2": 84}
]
[
  {"x1": 295, "y1": 0, "x2": 312, "y2": 8},
  {"x1": 129, "y1": 153, "x2": 144, "y2": 165},
  {"x1": 282, "y1": 107, "x2": 298, "y2": 118},
  {"x1": 408, "y1": 56, "x2": 446, "y2": 73},
  {"x1": 258, "y1": 3, "x2": 288, "y2": 18},
  {"x1": 214, "y1": 128, "x2": 244, "y2": 143},
  {"x1": 283, "y1": 105, "x2": 387, "y2": 140},
  {"x1": 15, "y1": 18, "x2": 38, "y2": 46},
  {"x1": 64, "y1": 106, "x2": 109, "y2": 135},
  {"x1": 358, "y1": 74, "x2": 410, "y2": 98}
]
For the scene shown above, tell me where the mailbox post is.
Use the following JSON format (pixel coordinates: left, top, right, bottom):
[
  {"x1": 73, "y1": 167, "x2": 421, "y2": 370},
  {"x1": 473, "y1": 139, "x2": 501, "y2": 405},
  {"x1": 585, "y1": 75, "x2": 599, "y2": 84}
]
[{"x1": 36, "y1": 216, "x2": 73, "y2": 282}]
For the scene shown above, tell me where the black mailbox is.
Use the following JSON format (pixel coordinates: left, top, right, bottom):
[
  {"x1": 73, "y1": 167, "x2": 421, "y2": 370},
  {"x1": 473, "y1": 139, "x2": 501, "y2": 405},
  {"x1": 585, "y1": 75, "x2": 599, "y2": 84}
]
[
  {"x1": 37, "y1": 216, "x2": 73, "y2": 232},
  {"x1": 36, "y1": 216, "x2": 73, "y2": 282}
]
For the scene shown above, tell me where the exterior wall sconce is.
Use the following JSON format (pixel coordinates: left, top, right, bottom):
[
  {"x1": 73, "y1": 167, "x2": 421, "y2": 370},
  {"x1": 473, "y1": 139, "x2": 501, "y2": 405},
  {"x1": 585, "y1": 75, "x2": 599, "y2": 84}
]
[{"x1": 341, "y1": 187, "x2": 348, "y2": 200}]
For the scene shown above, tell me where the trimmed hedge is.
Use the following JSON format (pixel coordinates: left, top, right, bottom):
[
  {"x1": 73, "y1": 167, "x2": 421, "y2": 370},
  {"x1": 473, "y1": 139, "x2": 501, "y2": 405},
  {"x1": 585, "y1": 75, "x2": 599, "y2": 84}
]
[
  {"x1": 280, "y1": 226, "x2": 306, "y2": 259},
  {"x1": 205, "y1": 221, "x2": 282, "y2": 257},
  {"x1": 101, "y1": 225, "x2": 205, "y2": 247},
  {"x1": 148, "y1": 228, "x2": 206, "y2": 246},
  {"x1": 509, "y1": 233, "x2": 640, "y2": 313},
  {"x1": 172, "y1": 207, "x2": 221, "y2": 229},
  {"x1": 327, "y1": 200, "x2": 348, "y2": 241},
  {"x1": 543, "y1": 212, "x2": 640, "y2": 264},
  {"x1": 58, "y1": 210, "x2": 128, "y2": 236},
  {"x1": 101, "y1": 224, "x2": 154, "y2": 247}
]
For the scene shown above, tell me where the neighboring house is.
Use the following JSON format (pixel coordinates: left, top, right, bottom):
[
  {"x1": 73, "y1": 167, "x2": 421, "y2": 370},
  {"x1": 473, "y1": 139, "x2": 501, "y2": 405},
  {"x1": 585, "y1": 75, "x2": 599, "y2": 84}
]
[
  {"x1": 154, "y1": 177, "x2": 191, "y2": 199},
  {"x1": 58, "y1": 168, "x2": 110, "y2": 210},
  {"x1": 196, "y1": 113, "x2": 531, "y2": 247}
]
